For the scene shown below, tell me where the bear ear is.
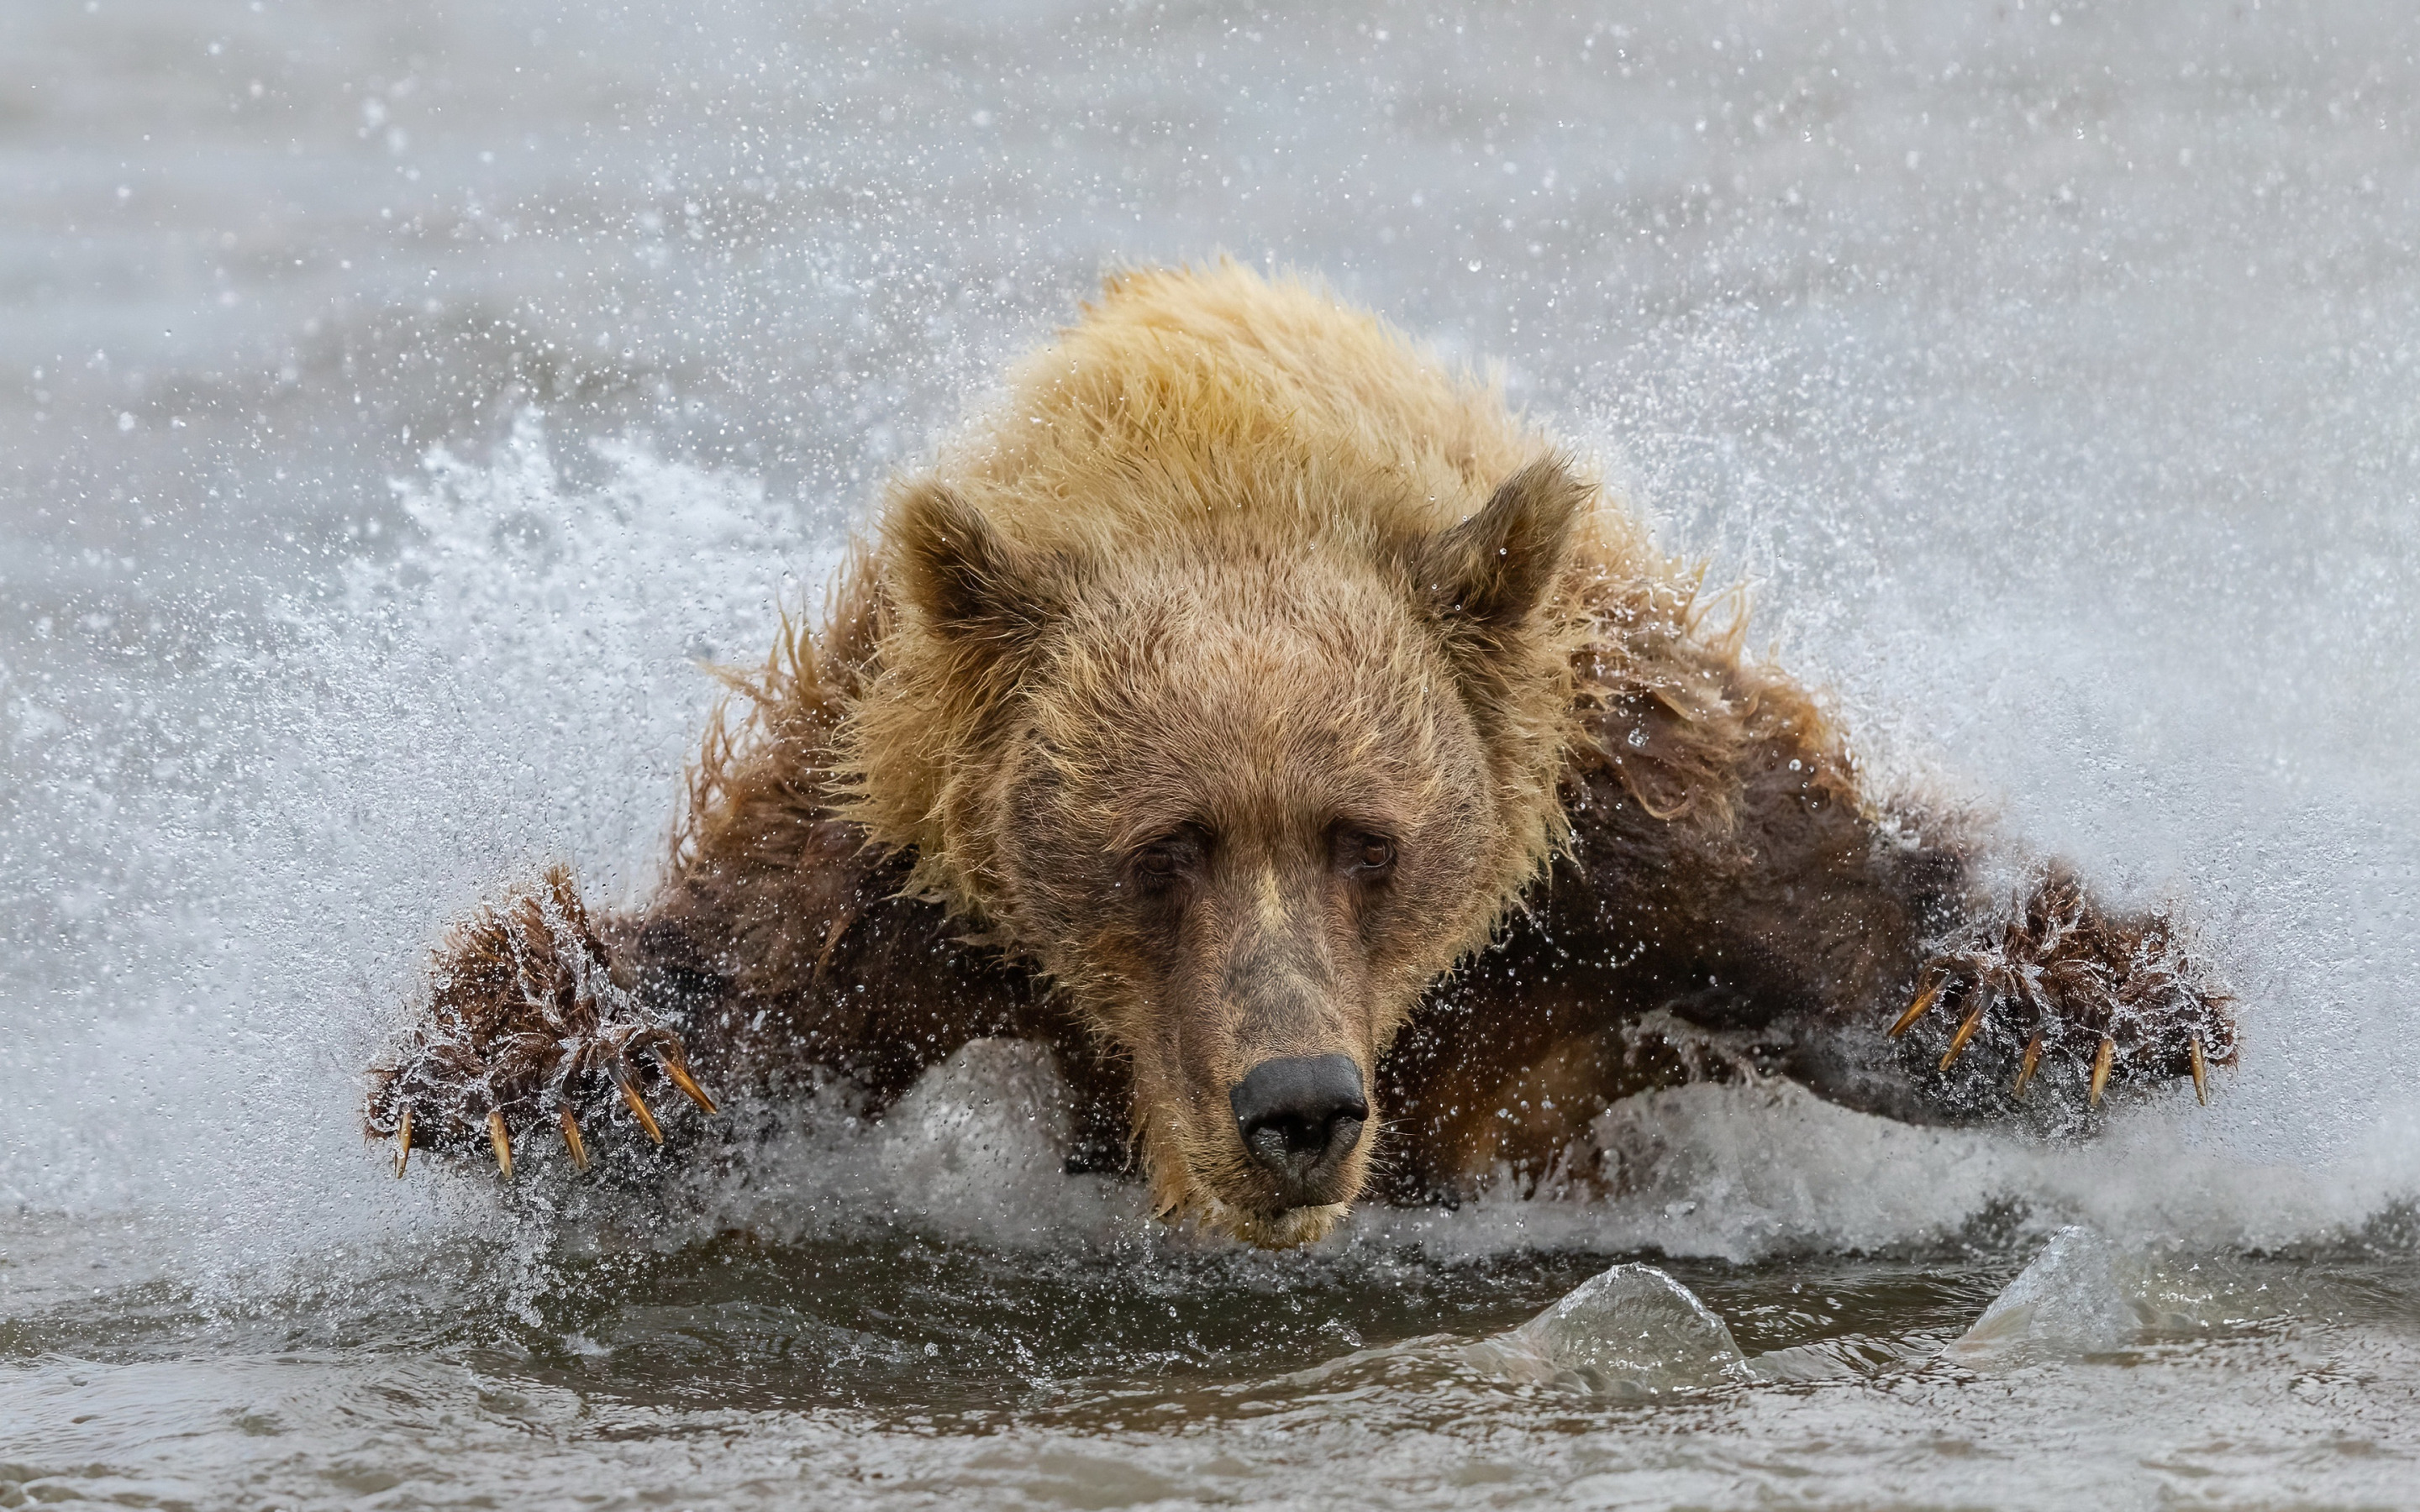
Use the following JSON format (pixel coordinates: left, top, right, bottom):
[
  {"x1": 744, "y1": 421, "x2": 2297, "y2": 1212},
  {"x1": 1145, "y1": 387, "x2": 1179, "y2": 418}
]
[
  {"x1": 1413, "y1": 454, "x2": 1591, "y2": 638},
  {"x1": 889, "y1": 480, "x2": 1059, "y2": 647}
]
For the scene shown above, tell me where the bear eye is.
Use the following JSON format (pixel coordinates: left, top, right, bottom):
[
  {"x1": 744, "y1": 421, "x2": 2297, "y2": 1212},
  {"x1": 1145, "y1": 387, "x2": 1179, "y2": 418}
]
[
  {"x1": 1129, "y1": 830, "x2": 1204, "y2": 890},
  {"x1": 1343, "y1": 832, "x2": 1397, "y2": 877}
]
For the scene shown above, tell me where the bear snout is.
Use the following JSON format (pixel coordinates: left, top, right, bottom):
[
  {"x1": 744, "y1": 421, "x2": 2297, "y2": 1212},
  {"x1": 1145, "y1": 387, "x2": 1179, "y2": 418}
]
[{"x1": 1228, "y1": 1053, "x2": 1368, "y2": 1205}]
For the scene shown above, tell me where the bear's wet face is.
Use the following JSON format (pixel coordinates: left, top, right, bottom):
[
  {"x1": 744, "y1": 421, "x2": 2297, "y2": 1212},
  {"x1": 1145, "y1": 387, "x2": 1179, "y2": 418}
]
[
  {"x1": 991, "y1": 578, "x2": 1497, "y2": 1247},
  {"x1": 889, "y1": 460, "x2": 1586, "y2": 1246}
]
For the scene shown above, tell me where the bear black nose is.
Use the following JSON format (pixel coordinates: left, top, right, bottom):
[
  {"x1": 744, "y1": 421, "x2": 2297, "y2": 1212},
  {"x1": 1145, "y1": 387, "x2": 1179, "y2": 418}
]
[{"x1": 1229, "y1": 1053, "x2": 1367, "y2": 1200}]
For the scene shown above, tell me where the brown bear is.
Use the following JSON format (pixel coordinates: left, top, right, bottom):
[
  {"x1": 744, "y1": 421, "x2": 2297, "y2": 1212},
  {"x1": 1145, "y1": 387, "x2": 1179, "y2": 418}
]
[{"x1": 368, "y1": 262, "x2": 2233, "y2": 1247}]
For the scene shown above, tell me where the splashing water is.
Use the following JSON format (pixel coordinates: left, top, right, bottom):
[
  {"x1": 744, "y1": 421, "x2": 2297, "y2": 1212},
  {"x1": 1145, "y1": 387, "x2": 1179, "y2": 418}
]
[{"x1": 5, "y1": 0, "x2": 2418, "y2": 1505}]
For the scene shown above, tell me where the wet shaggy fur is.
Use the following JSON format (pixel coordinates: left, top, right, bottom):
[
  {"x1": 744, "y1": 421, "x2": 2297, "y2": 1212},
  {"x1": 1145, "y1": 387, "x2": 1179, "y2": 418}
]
[{"x1": 368, "y1": 263, "x2": 2235, "y2": 1245}]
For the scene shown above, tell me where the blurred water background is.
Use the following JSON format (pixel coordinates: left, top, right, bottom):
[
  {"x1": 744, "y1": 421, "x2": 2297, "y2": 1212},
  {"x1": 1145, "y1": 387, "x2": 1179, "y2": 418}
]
[{"x1": 3, "y1": 2, "x2": 2417, "y2": 1506}]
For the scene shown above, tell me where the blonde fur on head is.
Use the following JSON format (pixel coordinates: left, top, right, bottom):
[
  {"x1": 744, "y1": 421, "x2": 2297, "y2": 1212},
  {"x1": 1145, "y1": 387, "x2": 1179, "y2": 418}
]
[{"x1": 833, "y1": 260, "x2": 1654, "y2": 937}]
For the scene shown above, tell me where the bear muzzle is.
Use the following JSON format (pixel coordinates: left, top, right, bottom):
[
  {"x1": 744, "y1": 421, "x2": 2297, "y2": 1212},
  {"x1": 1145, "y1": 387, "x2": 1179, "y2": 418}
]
[{"x1": 1228, "y1": 1053, "x2": 1368, "y2": 1207}]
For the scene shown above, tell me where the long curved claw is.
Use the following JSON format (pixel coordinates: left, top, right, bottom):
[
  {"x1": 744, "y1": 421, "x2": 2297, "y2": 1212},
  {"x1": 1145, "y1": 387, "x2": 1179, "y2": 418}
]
[
  {"x1": 394, "y1": 1105, "x2": 413, "y2": 1178},
  {"x1": 558, "y1": 1105, "x2": 591, "y2": 1171},
  {"x1": 2189, "y1": 1034, "x2": 2209, "y2": 1106},
  {"x1": 2012, "y1": 1034, "x2": 2044, "y2": 1100},
  {"x1": 2088, "y1": 1035, "x2": 2116, "y2": 1108},
  {"x1": 1889, "y1": 977, "x2": 1944, "y2": 1038},
  {"x1": 618, "y1": 1077, "x2": 666, "y2": 1146},
  {"x1": 657, "y1": 1052, "x2": 718, "y2": 1116},
  {"x1": 1939, "y1": 997, "x2": 1989, "y2": 1070},
  {"x1": 487, "y1": 1110, "x2": 514, "y2": 1179}
]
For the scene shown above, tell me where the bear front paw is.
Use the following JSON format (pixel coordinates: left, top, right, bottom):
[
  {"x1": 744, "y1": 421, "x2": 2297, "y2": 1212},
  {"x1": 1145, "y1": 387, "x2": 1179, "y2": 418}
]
[
  {"x1": 1888, "y1": 864, "x2": 2235, "y2": 1110},
  {"x1": 366, "y1": 866, "x2": 717, "y2": 1179}
]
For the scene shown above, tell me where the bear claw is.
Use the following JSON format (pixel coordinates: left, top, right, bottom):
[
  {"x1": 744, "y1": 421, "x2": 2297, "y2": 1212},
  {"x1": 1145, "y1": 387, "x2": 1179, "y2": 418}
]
[
  {"x1": 366, "y1": 869, "x2": 720, "y2": 1178},
  {"x1": 660, "y1": 1053, "x2": 718, "y2": 1116},
  {"x1": 1938, "y1": 995, "x2": 1989, "y2": 1070},
  {"x1": 558, "y1": 1105, "x2": 591, "y2": 1170},
  {"x1": 1893, "y1": 865, "x2": 2233, "y2": 1112},
  {"x1": 1888, "y1": 976, "x2": 1945, "y2": 1038},
  {"x1": 2012, "y1": 1034, "x2": 2044, "y2": 1099},
  {"x1": 373, "y1": 1021, "x2": 714, "y2": 1177},
  {"x1": 616, "y1": 1073, "x2": 666, "y2": 1147},
  {"x1": 487, "y1": 1110, "x2": 514, "y2": 1179}
]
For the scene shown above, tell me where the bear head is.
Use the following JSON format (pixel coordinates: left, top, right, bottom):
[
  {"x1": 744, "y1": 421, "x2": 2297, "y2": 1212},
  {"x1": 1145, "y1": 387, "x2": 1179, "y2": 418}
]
[{"x1": 850, "y1": 454, "x2": 1593, "y2": 1247}]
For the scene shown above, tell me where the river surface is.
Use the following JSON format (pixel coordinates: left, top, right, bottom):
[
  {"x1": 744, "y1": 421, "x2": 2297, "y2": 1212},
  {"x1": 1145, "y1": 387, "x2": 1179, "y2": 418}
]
[{"x1": 3, "y1": 2, "x2": 2417, "y2": 1508}]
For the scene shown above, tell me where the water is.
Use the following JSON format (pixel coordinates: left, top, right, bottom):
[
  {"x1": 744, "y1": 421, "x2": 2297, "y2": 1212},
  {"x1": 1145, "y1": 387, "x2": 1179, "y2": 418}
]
[{"x1": 4, "y1": 1, "x2": 2417, "y2": 1505}]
